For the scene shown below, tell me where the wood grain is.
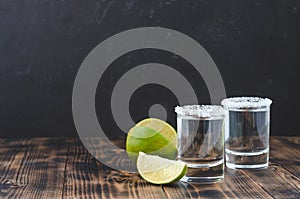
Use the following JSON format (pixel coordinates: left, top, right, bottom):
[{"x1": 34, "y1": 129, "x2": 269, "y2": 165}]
[
  {"x1": 0, "y1": 137, "x2": 299, "y2": 198},
  {"x1": 63, "y1": 138, "x2": 167, "y2": 199},
  {"x1": 0, "y1": 138, "x2": 68, "y2": 198},
  {"x1": 270, "y1": 137, "x2": 300, "y2": 176}
]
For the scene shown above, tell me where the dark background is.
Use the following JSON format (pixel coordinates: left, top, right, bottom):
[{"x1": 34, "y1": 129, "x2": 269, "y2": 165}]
[{"x1": 0, "y1": 0, "x2": 299, "y2": 138}]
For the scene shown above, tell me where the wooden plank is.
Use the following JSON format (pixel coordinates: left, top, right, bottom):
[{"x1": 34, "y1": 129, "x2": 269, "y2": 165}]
[
  {"x1": 0, "y1": 136, "x2": 299, "y2": 198},
  {"x1": 63, "y1": 138, "x2": 168, "y2": 199},
  {"x1": 162, "y1": 168, "x2": 273, "y2": 198},
  {"x1": 162, "y1": 180, "x2": 237, "y2": 199},
  {"x1": 0, "y1": 138, "x2": 68, "y2": 198},
  {"x1": 239, "y1": 137, "x2": 300, "y2": 198},
  {"x1": 270, "y1": 137, "x2": 300, "y2": 176},
  {"x1": 162, "y1": 182, "x2": 232, "y2": 199},
  {"x1": 159, "y1": 162, "x2": 273, "y2": 198},
  {"x1": 225, "y1": 168, "x2": 273, "y2": 198},
  {"x1": 244, "y1": 165, "x2": 300, "y2": 198}
]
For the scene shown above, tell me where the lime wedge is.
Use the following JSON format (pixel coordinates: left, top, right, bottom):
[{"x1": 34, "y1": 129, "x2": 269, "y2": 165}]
[{"x1": 137, "y1": 152, "x2": 187, "y2": 184}]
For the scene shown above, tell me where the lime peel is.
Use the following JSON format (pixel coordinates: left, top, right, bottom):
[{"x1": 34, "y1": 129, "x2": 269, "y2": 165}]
[{"x1": 126, "y1": 118, "x2": 178, "y2": 162}]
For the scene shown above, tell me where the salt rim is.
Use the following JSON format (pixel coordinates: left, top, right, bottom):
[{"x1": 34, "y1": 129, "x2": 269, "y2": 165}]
[
  {"x1": 175, "y1": 105, "x2": 225, "y2": 118},
  {"x1": 221, "y1": 97, "x2": 272, "y2": 109}
]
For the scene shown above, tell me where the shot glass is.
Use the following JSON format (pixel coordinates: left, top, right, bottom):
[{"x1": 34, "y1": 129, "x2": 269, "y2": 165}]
[
  {"x1": 175, "y1": 105, "x2": 225, "y2": 183},
  {"x1": 221, "y1": 97, "x2": 272, "y2": 169}
]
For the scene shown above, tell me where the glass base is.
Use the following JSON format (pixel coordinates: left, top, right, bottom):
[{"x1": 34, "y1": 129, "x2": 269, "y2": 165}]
[
  {"x1": 225, "y1": 148, "x2": 269, "y2": 170},
  {"x1": 180, "y1": 176, "x2": 224, "y2": 184},
  {"x1": 226, "y1": 162, "x2": 268, "y2": 169},
  {"x1": 179, "y1": 159, "x2": 224, "y2": 184}
]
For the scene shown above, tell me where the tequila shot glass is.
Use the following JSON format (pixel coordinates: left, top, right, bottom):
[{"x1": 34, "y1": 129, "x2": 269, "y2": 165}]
[
  {"x1": 221, "y1": 97, "x2": 272, "y2": 169},
  {"x1": 175, "y1": 105, "x2": 225, "y2": 183}
]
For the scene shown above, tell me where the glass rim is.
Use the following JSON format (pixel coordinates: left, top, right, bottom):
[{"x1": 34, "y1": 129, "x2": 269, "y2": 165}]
[
  {"x1": 175, "y1": 105, "x2": 225, "y2": 118},
  {"x1": 221, "y1": 97, "x2": 272, "y2": 110}
]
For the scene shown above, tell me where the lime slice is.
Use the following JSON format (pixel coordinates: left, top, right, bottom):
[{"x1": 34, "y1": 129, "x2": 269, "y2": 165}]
[
  {"x1": 137, "y1": 152, "x2": 187, "y2": 184},
  {"x1": 126, "y1": 118, "x2": 177, "y2": 162}
]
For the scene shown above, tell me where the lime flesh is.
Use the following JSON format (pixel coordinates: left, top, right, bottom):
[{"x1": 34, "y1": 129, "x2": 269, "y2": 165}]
[{"x1": 137, "y1": 152, "x2": 187, "y2": 184}]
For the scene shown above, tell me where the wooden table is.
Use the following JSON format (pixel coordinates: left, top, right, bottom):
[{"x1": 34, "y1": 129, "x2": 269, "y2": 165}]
[{"x1": 0, "y1": 137, "x2": 299, "y2": 198}]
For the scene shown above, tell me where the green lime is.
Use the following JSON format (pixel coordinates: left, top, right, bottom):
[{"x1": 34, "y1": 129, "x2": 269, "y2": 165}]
[
  {"x1": 137, "y1": 152, "x2": 187, "y2": 184},
  {"x1": 126, "y1": 118, "x2": 177, "y2": 162}
]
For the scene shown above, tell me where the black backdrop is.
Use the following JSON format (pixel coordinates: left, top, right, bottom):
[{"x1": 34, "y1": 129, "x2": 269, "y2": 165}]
[{"x1": 0, "y1": 0, "x2": 299, "y2": 138}]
